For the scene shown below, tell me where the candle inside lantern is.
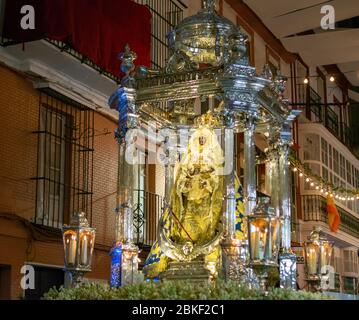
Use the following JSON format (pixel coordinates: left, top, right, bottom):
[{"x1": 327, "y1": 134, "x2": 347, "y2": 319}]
[
  {"x1": 258, "y1": 229, "x2": 265, "y2": 260},
  {"x1": 80, "y1": 234, "x2": 88, "y2": 266},
  {"x1": 66, "y1": 234, "x2": 77, "y2": 266},
  {"x1": 265, "y1": 227, "x2": 272, "y2": 260},
  {"x1": 320, "y1": 243, "x2": 332, "y2": 274},
  {"x1": 307, "y1": 248, "x2": 317, "y2": 275},
  {"x1": 251, "y1": 226, "x2": 260, "y2": 260}
]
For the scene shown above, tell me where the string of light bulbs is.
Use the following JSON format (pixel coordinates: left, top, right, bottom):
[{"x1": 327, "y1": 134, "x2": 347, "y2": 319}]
[{"x1": 289, "y1": 159, "x2": 359, "y2": 201}]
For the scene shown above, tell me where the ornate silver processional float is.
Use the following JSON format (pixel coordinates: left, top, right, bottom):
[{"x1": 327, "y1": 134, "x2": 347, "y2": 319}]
[{"x1": 108, "y1": 0, "x2": 300, "y2": 290}]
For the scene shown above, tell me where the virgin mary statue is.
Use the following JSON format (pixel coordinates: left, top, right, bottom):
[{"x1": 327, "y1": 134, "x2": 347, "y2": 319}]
[{"x1": 143, "y1": 114, "x2": 225, "y2": 279}]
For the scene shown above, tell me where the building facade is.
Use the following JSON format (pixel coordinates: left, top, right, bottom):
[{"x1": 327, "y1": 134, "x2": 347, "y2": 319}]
[
  {"x1": 0, "y1": 0, "x2": 358, "y2": 299},
  {"x1": 0, "y1": 39, "x2": 121, "y2": 299}
]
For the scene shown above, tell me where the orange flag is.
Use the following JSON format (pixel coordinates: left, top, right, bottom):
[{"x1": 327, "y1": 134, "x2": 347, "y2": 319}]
[{"x1": 326, "y1": 195, "x2": 340, "y2": 233}]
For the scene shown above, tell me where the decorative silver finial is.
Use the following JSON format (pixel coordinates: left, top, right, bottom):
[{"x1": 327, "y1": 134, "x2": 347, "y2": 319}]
[
  {"x1": 230, "y1": 32, "x2": 249, "y2": 64},
  {"x1": 203, "y1": 0, "x2": 216, "y2": 11},
  {"x1": 274, "y1": 72, "x2": 288, "y2": 97},
  {"x1": 119, "y1": 44, "x2": 137, "y2": 75},
  {"x1": 261, "y1": 64, "x2": 273, "y2": 81}
]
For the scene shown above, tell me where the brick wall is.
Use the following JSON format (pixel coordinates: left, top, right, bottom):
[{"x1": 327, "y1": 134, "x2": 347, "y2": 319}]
[{"x1": 0, "y1": 64, "x2": 118, "y2": 298}]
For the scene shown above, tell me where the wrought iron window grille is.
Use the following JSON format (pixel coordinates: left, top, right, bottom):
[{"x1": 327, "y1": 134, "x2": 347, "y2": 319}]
[{"x1": 32, "y1": 91, "x2": 94, "y2": 229}]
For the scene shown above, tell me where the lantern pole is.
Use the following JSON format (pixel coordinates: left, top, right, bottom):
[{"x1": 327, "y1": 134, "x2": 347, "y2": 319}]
[
  {"x1": 109, "y1": 45, "x2": 140, "y2": 288},
  {"x1": 243, "y1": 112, "x2": 257, "y2": 217},
  {"x1": 220, "y1": 125, "x2": 244, "y2": 281},
  {"x1": 277, "y1": 120, "x2": 299, "y2": 290}
]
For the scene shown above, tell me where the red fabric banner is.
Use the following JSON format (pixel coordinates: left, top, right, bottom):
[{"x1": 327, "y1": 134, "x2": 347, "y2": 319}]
[
  {"x1": 2, "y1": 0, "x2": 152, "y2": 77},
  {"x1": 327, "y1": 195, "x2": 340, "y2": 233}
]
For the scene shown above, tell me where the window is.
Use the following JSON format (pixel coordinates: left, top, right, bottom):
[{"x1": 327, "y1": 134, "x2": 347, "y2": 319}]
[
  {"x1": 333, "y1": 148, "x2": 339, "y2": 175},
  {"x1": 334, "y1": 256, "x2": 342, "y2": 274},
  {"x1": 343, "y1": 250, "x2": 359, "y2": 274},
  {"x1": 135, "y1": 0, "x2": 185, "y2": 69},
  {"x1": 340, "y1": 155, "x2": 346, "y2": 180},
  {"x1": 303, "y1": 134, "x2": 320, "y2": 161},
  {"x1": 328, "y1": 145, "x2": 333, "y2": 170},
  {"x1": 333, "y1": 175, "x2": 339, "y2": 189},
  {"x1": 351, "y1": 165, "x2": 355, "y2": 186},
  {"x1": 346, "y1": 160, "x2": 352, "y2": 185},
  {"x1": 322, "y1": 167, "x2": 329, "y2": 182},
  {"x1": 305, "y1": 163, "x2": 320, "y2": 190},
  {"x1": 321, "y1": 138, "x2": 328, "y2": 167},
  {"x1": 33, "y1": 92, "x2": 94, "y2": 229},
  {"x1": 35, "y1": 107, "x2": 67, "y2": 227}
]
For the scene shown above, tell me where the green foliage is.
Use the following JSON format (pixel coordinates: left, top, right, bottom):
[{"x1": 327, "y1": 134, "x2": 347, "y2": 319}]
[
  {"x1": 43, "y1": 279, "x2": 331, "y2": 300},
  {"x1": 267, "y1": 267, "x2": 280, "y2": 288}
]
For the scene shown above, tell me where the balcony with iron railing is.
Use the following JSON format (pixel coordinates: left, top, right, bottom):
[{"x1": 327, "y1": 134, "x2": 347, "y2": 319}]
[
  {"x1": 301, "y1": 194, "x2": 359, "y2": 239},
  {"x1": 296, "y1": 84, "x2": 356, "y2": 155},
  {"x1": 132, "y1": 189, "x2": 164, "y2": 247},
  {"x1": 1, "y1": 1, "x2": 187, "y2": 80}
]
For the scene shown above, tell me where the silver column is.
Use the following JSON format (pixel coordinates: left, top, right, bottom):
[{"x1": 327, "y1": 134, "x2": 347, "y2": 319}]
[
  {"x1": 279, "y1": 128, "x2": 292, "y2": 251},
  {"x1": 115, "y1": 142, "x2": 130, "y2": 243},
  {"x1": 278, "y1": 124, "x2": 297, "y2": 290},
  {"x1": 223, "y1": 127, "x2": 236, "y2": 239},
  {"x1": 110, "y1": 45, "x2": 140, "y2": 287},
  {"x1": 221, "y1": 127, "x2": 243, "y2": 281},
  {"x1": 243, "y1": 113, "x2": 257, "y2": 216},
  {"x1": 265, "y1": 127, "x2": 280, "y2": 216},
  {"x1": 163, "y1": 129, "x2": 178, "y2": 204}
]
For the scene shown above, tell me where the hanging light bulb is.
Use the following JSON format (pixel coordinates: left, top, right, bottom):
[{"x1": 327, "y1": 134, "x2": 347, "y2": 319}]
[
  {"x1": 306, "y1": 177, "x2": 310, "y2": 183},
  {"x1": 329, "y1": 76, "x2": 335, "y2": 82},
  {"x1": 315, "y1": 186, "x2": 319, "y2": 190},
  {"x1": 320, "y1": 189, "x2": 324, "y2": 193},
  {"x1": 299, "y1": 172, "x2": 304, "y2": 177},
  {"x1": 293, "y1": 167, "x2": 298, "y2": 172},
  {"x1": 304, "y1": 78, "x2": 309, "y2": 84},
  {"x1": 310, "y1": 182, "x2": 314, "y2": 187}
]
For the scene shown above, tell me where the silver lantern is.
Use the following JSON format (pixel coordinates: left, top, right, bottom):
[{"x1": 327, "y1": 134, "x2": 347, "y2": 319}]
[
  {"x1": 62, "y1": 212, "x2": 96, "y2": 288},
  {"x1": 304, "y1": 227, "x2": 334, "y2": 292},
  {"x1": 248, "y1": 197, "x2": 280, "y2": 291}
]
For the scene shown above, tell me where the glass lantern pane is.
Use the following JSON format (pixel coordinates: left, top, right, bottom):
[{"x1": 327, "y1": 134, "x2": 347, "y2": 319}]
[
  {"x1": 306, "y1": 243, "x2": 319, "y2": 275},
  {"x1": 79, "y1": 230, "x2": 95, "y2": 268},
  {"x1": 267, "y1": 218, "x2": 280, "y2": 261},
  {"x1": 249, "y1": 218, "x2": 269, "y2": 261},
  {"x1": 63, "y1": 230, "x2": 78, "y2": 268},
  {"x1": 320, "y1": 242, "x2": 333, "y2": 273}
]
